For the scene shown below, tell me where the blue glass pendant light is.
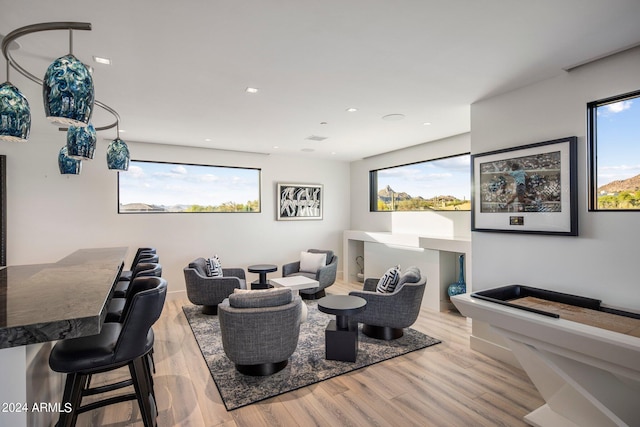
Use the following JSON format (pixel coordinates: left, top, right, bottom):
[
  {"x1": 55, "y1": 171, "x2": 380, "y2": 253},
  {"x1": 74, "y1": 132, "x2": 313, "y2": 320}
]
[
  {"x1": 4, "y1": 22, "x2": 126, "y2": 172},
  {"x1": 58, "y1": 146, "x2": 82, "y2": 175},
  {"x1": 43, "y1": 30, "x2": 94, "y2": 127},
  {"x1": 66, "y1": 123, "x2": 96, "y2": 160},
  {"x1": 43, "y1": 53, "x2": 94, "y2": 126},
  {"x1": 0, "y1": 61, "x2": 31, "y2": 142},
  {"x1": 106, "y1": 136, "x2": 130, "y2": 171}
]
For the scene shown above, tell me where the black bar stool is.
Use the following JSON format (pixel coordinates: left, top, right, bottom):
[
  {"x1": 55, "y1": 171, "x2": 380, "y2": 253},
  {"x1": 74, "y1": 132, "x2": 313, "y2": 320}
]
[
  {"x1": 113, "y1": 261, "x2": 162, "y2": 298},
  {"x1": 119, "y1": 247, "x2": 157, "y2": 282},
  {"x1": 49, "y1": 277, "x2": 167, "y2": 427},
  {"x1": 106, "y1": 274, "x2": 162, "y2": 323}
]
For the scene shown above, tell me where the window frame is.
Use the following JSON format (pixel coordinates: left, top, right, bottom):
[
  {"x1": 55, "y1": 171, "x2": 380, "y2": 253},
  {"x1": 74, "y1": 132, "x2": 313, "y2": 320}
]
[
  {"x1": 369, "y1": 152, "x2": 471, "y2": 212},
  {"x1": 117, "y1": 159, "x2": 262, "y2": 214},
  {"x1": 587, "y1": 89, "x2": 640, "y2": 212}
]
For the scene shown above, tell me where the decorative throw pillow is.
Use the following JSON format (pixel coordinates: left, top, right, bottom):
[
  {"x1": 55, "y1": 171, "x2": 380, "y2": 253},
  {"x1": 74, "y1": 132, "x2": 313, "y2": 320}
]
[
  {"x1": 205, "y1": 255, "x2": 223, "y2": 277},
  {"x1": 299, "y1": 251, "x2": 327, "y2": 274},
  {"x1": 376, "y1": 265, "x2": 401, "y2": 293},
  {"x1": 395, "y1": 266, "x2": 421, "y2": 292}
]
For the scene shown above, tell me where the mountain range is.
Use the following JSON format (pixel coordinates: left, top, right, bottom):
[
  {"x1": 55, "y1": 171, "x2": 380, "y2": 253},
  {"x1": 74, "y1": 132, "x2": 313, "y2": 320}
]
[
  {"x1": 377, "y1": 185, "x2": 461, "y2": 203},
  {"x1": 378, "y1": 185, "x2": 414, "y2": 202},
  {"x1": 597, "y1": 173, "x2": 640, "y2": 194}
]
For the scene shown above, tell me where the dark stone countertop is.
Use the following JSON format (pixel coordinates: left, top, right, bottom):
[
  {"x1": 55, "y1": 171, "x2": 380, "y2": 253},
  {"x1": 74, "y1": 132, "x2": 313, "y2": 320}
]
[{"x1": 0, "y1": 247, "x2": 127, "y2": 349}]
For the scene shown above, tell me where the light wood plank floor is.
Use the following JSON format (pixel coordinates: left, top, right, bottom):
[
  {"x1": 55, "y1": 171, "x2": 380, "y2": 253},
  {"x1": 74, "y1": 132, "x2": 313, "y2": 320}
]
[{"x1": 75, "y1": 280, "x2": 543, "y2": 426}]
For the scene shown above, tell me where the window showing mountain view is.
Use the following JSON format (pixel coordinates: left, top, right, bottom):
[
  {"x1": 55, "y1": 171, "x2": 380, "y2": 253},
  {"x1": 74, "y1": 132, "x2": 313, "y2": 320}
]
[
  {"x1": 118, "y1": 160, "x2": 260, "y2": 213},
  {"x1": 588, "y1": 90, "x2": 640, "y2": 211},
  {"x1": 370, "y1": 153, "x2": 471, "y2": 211}
]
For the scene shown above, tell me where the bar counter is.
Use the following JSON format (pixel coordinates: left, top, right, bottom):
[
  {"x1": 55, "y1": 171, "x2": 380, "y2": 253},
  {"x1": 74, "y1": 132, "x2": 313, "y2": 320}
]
[{"x1": 0, "y1": 247, "x2": 127, "y2": 349}]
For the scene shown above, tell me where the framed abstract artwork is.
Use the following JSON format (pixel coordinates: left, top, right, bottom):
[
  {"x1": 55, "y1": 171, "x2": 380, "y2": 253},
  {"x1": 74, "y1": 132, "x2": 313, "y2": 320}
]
[
  {"x1": 277, "y1": 183, "x2": 323, "y2": 220},
  {"x1": 471, "y1": 137, "x2": 578, "y2": 236}
]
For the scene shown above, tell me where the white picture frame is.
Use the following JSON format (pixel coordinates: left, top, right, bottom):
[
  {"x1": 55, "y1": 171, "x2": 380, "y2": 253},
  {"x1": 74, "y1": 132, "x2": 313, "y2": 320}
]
[{"x1": 277, "y1": 183, "x2": 323, "y2": 220}]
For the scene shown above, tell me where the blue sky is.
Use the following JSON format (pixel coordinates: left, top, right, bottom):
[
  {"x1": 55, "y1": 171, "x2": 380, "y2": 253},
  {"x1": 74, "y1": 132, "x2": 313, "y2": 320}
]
[
  {"x1": 376, "y1": 96, "x2": 638, "y2": 198},
  {"x1": 377, "y1": 154, "x2": 470, "y2": 200},
  {"x1": 118, "y1": 99, "x2": 635, "y2": 206},
  {"x1": 597, "y1": 97, "x2": 640, "y2": 186},
  {"x1": 118, "y1": 161, "x2": 260, "y2": 206}
]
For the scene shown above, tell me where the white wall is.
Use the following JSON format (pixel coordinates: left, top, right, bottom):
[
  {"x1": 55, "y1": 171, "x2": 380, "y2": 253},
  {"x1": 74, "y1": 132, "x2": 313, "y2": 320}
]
[
  {"x1": 470, "y1": 47, "x2": 640, "y2": 361},
  {"x1": 349, "y1": 133, "x2": 471, "y2": 237},
  {"x1": 1, "y1": 113, "x2": 351, "y2": 297},
  {"x1": 347, "y1": 134, "x2": 471, "y2": 313},
  {"x1": 471, "y1": 46, "x2": 640, "y2": 306}
]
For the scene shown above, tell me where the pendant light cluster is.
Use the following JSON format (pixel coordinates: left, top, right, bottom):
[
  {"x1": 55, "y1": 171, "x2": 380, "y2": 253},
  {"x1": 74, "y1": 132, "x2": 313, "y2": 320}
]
[{"x1": 1, "y1": 22, "x2": 130, "y2": 175}]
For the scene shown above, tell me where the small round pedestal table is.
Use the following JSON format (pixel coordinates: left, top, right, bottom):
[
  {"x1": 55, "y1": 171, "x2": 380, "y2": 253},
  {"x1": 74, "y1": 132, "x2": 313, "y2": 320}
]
[
  {"x1": 318, "y1": 295, "x2": 367, "y2": 362},
  {"x1": 247, "y1": 264, "x2": 277, "y2": 289}
]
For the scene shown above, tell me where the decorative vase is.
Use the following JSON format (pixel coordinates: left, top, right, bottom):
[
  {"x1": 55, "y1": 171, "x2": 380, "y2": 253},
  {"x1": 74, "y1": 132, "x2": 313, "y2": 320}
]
[
  {"x1": 447, "y1": 254, "x2": 466, "y2": 297},
  {"x1": 356, "y1": 256, "x2": 364, "y2": 282}
]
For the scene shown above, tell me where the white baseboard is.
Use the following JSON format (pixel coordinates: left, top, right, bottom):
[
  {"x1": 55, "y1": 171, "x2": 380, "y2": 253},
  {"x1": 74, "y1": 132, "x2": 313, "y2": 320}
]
[
  {"x1": 167, "y1": 289, "x2": 187, "y2": 301},
  {"x1": 470, "y1": 334, "x2": 521, "y2": 368}
]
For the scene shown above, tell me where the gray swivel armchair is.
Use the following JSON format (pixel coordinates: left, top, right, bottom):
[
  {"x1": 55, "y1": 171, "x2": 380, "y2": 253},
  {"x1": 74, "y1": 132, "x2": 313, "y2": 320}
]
[
  {"x1": 349, "y1": 266, "x2": 426, "y2": 340},
  {"x1": 218, "y1": 288, "x2": 302, "y2": 376},
  {"x1": 183, "y1": 257, "x2": 247, "y2": 314},
  {"x1": 282, "y1": 249, "x2": 338, "y2": 299}
]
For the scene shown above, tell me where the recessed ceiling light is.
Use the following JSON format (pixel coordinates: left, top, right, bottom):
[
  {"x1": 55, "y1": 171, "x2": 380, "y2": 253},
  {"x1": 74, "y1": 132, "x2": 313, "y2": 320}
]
[
  {"x1": 382, "y1": 114, "x2": 405, "y2": 121},
  {"x1": 119, "y1": 129, "x2": 126, "y2": 133},
  {"x1": 423, "y1": 122, "x2": 432, "y2": 126},
  {"x1": 93, "y1": 56, "x2": 111, "y2": 65},
  {"x1": 246, "y1": 87, "x2": 259, "y2": 93},
  {"x1": 204, "y1": 138, "x2": 212, "y2": 142},
  {"x1": 331, "y1": 152, "x2": 337, "y2": 155},
  {"x1": 273, "y1": 145, "x2": 279, "y2": 149},
  {"x1": 306, "y1": 135, "x2": 328, "y2": 141},
  {"x1": 346, "y1": 107, "x2": 358, "y2": 112}
]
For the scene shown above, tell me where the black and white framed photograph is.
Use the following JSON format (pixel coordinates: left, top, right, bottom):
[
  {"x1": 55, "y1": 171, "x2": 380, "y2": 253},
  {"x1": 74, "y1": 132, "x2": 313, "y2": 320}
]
[
  {"x1": 471, "y1": 136, "x2": 578, "y2": 236},
  {"x1": 277, "y1": 183, "x2": 323, "y2": 220}
]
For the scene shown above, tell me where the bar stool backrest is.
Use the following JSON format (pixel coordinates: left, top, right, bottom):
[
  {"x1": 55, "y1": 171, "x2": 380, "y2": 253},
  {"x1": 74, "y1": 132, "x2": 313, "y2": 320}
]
[
  {"x1": 114, "y1": 277, "x2": 167, "y2": 364},
  {"x1": 137, "y1": 253, "x2": 159, "y2": 264},
  {"x1": 129, "y1": 247, "x2": 157, "y2": 270},
  {"x1": 132, "y1": 262, "x2": 162, "y2": 279},
  {"x1": 119, "y1": 276, "x2": 166, "y2": 324}
]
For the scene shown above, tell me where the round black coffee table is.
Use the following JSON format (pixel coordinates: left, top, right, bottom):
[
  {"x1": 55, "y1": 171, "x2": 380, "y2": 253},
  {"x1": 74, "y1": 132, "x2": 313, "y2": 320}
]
[
  {"x1": 247, "y1": 264, "x2": 277, "y2": 289},
  {"x1": 318, "y1": 295, "x2": 367, "y2": 362},
  {"x1": 318, "y1": 295, "x2": 366, "y2": 329}
]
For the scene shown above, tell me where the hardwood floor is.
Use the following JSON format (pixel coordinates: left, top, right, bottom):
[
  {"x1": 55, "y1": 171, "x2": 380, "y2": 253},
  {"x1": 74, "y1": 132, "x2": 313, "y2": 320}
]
[{"x1": 74, "y1": 280, "x2": 543, "y2": 426}]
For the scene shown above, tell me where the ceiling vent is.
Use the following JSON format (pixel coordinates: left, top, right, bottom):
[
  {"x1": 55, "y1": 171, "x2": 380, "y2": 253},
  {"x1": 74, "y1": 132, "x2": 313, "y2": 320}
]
[{"x1": 306, "y1": 135, "x2": 328, "y2": 142}]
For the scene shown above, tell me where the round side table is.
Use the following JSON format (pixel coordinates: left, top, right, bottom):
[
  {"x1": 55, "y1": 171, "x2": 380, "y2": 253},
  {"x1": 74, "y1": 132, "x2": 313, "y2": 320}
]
[
  {"x1": 318, "y1": 295, "x2": 367, "y2": 362},
  {"x1": 247, "y1": 264, "x2": 277, "y2": 289}
]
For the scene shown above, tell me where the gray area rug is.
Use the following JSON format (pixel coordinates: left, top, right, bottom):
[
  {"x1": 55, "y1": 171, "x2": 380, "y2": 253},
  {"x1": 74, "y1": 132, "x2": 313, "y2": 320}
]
[{"x1": 182, "y1": 301, "x2": 441, "y2": 410}]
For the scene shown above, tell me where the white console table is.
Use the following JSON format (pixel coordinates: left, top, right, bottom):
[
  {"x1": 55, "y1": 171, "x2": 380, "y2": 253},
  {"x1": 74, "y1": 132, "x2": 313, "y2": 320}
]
[{"x1": 343, "y1": 230, "x2": 471, "y2": 311}]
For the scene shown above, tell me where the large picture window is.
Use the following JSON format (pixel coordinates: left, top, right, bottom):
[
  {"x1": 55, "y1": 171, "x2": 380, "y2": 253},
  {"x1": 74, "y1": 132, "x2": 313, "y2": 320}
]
[
  {"x1": 588, "y1": 89, "x2": 640, "y2": 211},
  {"x1": 118, "y1": 160, "x2": 261, "y2": 213},
  {"x1": 369, "y1": 153, "x2": 470, "y2": 211}
]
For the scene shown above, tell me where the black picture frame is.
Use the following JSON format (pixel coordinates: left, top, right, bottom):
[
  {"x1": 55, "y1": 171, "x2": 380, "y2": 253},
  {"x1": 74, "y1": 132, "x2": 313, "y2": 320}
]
[
  {"x1": 0, "y1": 155, "x2": 5, "y2": 265},
  {"x1": 471, "y1": 137, "x2": 578, "y2": 236}
]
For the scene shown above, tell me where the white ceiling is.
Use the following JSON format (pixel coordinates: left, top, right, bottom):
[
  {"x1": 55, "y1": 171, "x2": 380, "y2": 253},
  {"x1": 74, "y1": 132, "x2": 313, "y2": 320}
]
[{"x1": 2, "y1": 0, "x2": 640, "y2": 161}]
